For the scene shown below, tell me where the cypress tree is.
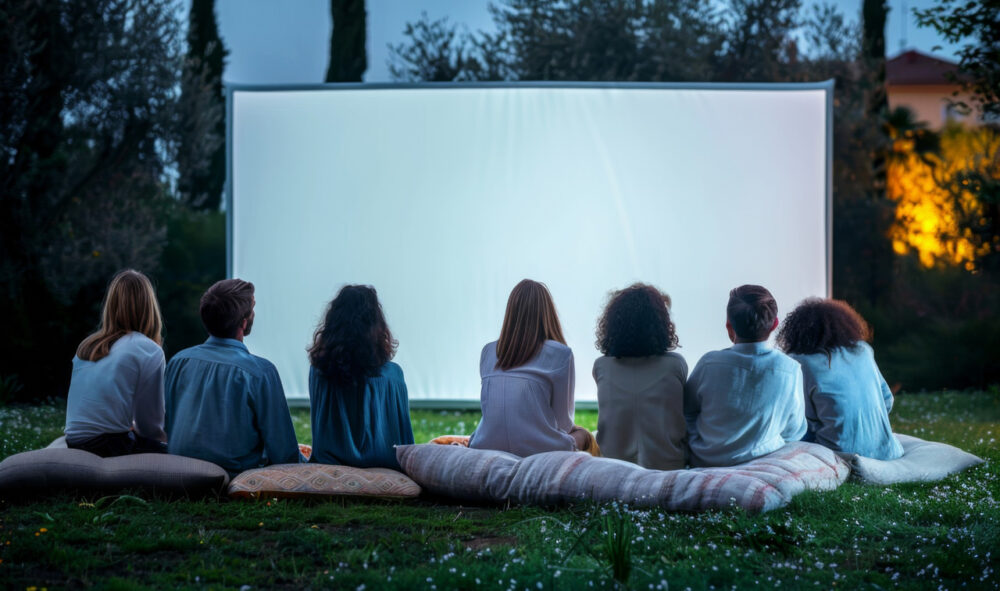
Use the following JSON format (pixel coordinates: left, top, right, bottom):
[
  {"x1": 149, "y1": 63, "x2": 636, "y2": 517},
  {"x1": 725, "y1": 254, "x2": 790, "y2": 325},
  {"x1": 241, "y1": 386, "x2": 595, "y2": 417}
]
[
  {"x1": 179, "y1": 0, "x2": 228, "y2": 210},
  {"x1": 326, "y1": 0, "x2": 367, "y2": 82}
]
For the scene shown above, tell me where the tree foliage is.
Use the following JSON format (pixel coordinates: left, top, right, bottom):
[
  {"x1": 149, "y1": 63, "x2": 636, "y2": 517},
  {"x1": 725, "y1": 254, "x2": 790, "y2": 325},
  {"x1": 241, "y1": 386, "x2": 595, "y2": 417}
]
[
  {"x1": 915, "y1": 0, "x2": 1000, "y2": 121},
  {"x1": 177, "y1": 0, "x2": 227, "y2": 211},
  {"x1": 326, "y1": 0, "x2": 367, "y2": 82},
  {"x1": 0, "y1": 0, "x2": 182, "y2": 399}
]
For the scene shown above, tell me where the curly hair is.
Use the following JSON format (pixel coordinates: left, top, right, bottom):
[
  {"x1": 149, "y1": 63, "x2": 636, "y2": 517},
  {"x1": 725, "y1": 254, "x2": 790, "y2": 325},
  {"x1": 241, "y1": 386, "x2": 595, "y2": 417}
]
[
  {"x1": 776, "y1": 298, "x2": 871, "y2": 357},
  {"x1": 595, "y1": 283, "x2": 678, "y2": 357},
  {"x1": 308, "y1": 285, "x2": 398, "y2": 391}
]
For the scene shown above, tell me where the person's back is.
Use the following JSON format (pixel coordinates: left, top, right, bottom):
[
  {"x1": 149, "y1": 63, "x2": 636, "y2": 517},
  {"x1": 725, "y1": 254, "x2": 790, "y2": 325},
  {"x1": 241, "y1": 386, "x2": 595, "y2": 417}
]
[
  {"x1": 792, "y1": 344, "x2": 902, "y2": 459},
  {"x1": 592, "y1": 283, "x2": 687, "y2": 470},
  {"x1": 164, "y1": 279, "x2": 300, "y2": 475},
  {"x1": 685, "y1": 343, "x2": 804, "y2": 466},
  {"x1": 309, "y1": 362, "x2": 413, "y2": 469},
  {"x1": 64, "y1": 269, "x2": 168, "y2": 457},
  {"x1": 595, "y1": 354, "x2": 687, "y2": 470},
  {"x1": 66, "y1": 332, "x2": 165, "y2": 448},
  {"x1": 471, "y1": 340, "x2": 577, "y2": 456},
  {"x1": 306, "y1": 284, "x2": 414, "y2": 470},
  {"x1": 777, "y1": 298, "x2": 902, "y2": 460},
  {"x1": 683, "y1": 285, "x2": 806, "y2": 467}
]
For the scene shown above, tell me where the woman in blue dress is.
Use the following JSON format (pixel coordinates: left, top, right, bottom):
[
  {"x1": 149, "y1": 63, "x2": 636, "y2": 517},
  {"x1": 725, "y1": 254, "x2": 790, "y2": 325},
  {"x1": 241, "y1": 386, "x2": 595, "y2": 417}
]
[
  {"x1": 776, "y1": 298, "x2": 903, "y2": 460},
  {"x1": 307, "y1": 285, "x2": 414, "y2": 469}
]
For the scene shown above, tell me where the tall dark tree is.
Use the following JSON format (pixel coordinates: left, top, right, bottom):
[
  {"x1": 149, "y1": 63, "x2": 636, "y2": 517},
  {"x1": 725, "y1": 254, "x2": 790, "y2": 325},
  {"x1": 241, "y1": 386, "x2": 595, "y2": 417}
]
[
  {"x1": 0, "y1": 0, "x2": 181, "y2": 400},
  {"x1": 326, "y1": 0, "x2": 367, "y2": 82},
  {"x1": 178, "y1": 0, "x2": 227, "y2": 211},
  {"x1": 718, "y1": 0, "x2": 801, "y2": 81}
]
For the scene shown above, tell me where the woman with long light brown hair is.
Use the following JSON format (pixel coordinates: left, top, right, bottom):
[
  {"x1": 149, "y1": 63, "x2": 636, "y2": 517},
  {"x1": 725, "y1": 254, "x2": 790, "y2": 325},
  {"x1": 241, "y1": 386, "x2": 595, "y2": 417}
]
[
  {"x1": 64, "y1": 269, "x2": 168, "y2": 457},
  {"x1": 469, "y1": 279, "x2": 598, "y2": 456}
]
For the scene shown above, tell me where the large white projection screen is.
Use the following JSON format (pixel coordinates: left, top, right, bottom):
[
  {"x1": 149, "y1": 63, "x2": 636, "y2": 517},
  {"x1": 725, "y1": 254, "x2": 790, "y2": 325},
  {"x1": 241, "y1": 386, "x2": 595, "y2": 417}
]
[{"x1": 229, "y1": 84, "x2": 831, "y2": 404}]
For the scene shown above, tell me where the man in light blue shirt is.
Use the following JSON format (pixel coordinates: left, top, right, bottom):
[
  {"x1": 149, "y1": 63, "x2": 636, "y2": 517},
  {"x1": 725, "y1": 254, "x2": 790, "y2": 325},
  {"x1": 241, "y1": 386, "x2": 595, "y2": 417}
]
[
  {"x1": 165, "y1": 279, "x2": 302, "y2": 475},
  {"x1": 683, "y1": 285, "x2": 807, "y2": 467}
]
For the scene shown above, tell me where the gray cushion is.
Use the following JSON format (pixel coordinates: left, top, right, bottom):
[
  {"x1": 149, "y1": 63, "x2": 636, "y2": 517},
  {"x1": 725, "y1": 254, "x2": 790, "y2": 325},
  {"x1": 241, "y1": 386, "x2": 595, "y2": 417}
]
[
  {"x1": 836, "y1": 434, "x2": 984, "y2": 485},
  {"x1": 397, "y1": 441, "x2": 850, "y2": 513},
  {"x1": 0, "y1": 448, "x2": 230, "y2": 497}
]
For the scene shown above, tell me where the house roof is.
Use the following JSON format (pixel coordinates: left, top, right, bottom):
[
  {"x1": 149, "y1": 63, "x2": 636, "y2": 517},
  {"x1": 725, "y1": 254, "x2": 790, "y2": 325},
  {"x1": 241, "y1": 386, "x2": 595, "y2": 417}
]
[{"x1": 887, "y1": 50, "x2": 962, "y2": 86}]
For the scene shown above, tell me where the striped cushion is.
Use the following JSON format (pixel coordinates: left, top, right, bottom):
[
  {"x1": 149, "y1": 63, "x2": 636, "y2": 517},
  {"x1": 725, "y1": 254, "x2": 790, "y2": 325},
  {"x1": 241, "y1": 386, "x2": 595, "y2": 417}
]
[
  {"x1": 228, "y1": 463, "x2": 421, "y2": 499},
  {"x1": 396, "y1": 442, "x2": 849, "y2": 513}
]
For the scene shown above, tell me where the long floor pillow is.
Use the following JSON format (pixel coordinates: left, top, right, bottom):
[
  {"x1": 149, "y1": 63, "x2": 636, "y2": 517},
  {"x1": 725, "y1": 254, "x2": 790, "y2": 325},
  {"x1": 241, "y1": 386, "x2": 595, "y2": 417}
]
[
  {"x1": 396, "y1": 441, "x2": 850, "y2": 513},
  {"x1": 0, "y1": 447, "x2": 230, "y2": 498},
  {"x1": 837, "y1": 433, "x2": 984, "y2": 485}
]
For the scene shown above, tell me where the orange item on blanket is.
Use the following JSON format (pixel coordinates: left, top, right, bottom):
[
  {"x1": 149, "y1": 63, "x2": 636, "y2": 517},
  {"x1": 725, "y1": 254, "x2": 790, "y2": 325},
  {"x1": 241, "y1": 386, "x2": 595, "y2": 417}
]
[
  {"x1": 429, "y1": 435, "x2": 471, "y2": 447},
  {"x1": 428, "y1": 433, "x2": 601, "y2": 457},
  {"x1": 299, "y1": 444, "x2": 313, "y2": 461}
]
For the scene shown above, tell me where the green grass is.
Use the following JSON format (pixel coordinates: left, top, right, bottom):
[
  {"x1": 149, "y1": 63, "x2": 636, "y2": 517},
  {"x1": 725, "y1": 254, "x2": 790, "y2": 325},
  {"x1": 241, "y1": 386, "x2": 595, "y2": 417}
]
[{"x1": 1, "y1": 390, "x2": 997, "y2": 590}]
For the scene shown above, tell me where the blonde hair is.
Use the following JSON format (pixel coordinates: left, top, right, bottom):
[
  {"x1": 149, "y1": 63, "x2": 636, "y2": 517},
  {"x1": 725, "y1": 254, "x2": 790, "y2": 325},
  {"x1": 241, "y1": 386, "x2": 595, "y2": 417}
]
[
  {"x1": 495, "y1": 279, "x2": 566, "y2": 370},
  {"x1": 76, "y1": 269, "x2": 163, "y2": 361}
]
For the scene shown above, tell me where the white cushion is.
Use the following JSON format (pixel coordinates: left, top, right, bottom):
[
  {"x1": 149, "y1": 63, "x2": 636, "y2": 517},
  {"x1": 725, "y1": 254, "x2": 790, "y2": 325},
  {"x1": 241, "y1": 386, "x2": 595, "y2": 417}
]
[{"x1": 837, "y1": 434, "x2": 984, "y2": 485}]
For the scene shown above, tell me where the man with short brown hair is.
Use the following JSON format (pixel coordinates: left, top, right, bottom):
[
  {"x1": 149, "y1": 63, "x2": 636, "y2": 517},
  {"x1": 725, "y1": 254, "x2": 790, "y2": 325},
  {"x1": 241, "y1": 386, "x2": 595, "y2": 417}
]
[
  {"x1": 682, "y1": 284, "x2": 806, "y2": 467},
  {"x1": 164, "y1": 279, "x2": 302, "y2": 475}
]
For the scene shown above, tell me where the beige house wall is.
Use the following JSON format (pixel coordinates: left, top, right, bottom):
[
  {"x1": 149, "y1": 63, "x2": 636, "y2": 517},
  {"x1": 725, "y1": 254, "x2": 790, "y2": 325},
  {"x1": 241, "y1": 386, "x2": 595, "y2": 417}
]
[{"x1": 887, "y1": 84, "x2": 979, "y2": 128}]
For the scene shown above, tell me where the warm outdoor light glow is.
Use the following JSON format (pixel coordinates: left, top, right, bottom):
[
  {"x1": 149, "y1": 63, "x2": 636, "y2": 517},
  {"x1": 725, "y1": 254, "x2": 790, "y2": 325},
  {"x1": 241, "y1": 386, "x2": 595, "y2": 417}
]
[{"x1": 888, "y1": 125, "x2": 1000, "y2": 270}]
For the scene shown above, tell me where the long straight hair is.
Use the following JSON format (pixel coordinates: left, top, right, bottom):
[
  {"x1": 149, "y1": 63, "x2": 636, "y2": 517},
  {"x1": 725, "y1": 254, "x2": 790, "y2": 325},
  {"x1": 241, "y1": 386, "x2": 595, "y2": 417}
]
[
  {"x1": 77, "y1": 269, "x2": 164, "y2": 362},
  {"x1": 495, "y1": 279, "x2": 566, "y2": 370}
]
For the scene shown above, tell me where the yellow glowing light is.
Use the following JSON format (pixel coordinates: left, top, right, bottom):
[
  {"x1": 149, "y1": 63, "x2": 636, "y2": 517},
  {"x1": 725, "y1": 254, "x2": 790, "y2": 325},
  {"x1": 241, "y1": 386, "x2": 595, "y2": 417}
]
[{"x1": 887, "y1": 124, "x2": 1000, "y2": 270}]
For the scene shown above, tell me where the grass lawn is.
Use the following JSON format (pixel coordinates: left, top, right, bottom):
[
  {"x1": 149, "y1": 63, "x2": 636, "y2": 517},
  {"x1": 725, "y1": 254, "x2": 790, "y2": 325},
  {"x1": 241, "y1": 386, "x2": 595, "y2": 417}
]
[{"x1": 1, "y1": 391, "x2": 998, "y2": 590}]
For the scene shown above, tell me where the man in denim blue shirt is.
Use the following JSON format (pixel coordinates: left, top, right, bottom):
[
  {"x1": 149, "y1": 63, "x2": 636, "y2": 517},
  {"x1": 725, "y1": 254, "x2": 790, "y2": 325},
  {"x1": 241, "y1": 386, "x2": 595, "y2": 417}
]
[
  {"x1": 165, "y1": 279, "x2": 302, "y2": 475},
  {"x1": 683, "y1": 285, "x2": 807, "y2": 467}
]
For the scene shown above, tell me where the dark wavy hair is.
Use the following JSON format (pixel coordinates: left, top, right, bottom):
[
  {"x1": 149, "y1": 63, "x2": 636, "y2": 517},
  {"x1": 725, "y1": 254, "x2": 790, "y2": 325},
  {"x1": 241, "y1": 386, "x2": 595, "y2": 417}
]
[
  {"x1": 776, "y1": 298, "x2": 871, "y2": 358},
  {"x1": 595, "y1": 283, "x2": 679, "y2": 357},
  {"x1": 308, "y1": 285, "x2": 398, "y2": 390}
]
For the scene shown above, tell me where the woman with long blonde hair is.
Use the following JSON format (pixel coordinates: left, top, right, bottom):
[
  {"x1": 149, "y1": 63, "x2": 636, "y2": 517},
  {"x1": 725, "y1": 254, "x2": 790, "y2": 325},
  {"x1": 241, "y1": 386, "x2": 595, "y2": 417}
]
[
  {"x1": 469, "y1": 279, "x2": 598, "y2": 456},
  {"x1": 64, "y1": 269, "x2": 168, "y2": 457}
]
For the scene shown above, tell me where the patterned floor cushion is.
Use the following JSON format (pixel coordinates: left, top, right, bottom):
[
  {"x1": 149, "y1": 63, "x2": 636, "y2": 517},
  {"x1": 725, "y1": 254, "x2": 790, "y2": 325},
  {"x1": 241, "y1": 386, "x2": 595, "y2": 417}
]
[
  {"x1": 228, "y1": 463, "x2": 421, "y2": 499},
  {"x1": 0, "y1": 448, "x2": 230, "y2": 498},
  {"x1": 396, "y1": 442, "x2": 850, "y2": 513},
  {"x1": 837, "y1": 433, "x2": 984, "y2": 485}
]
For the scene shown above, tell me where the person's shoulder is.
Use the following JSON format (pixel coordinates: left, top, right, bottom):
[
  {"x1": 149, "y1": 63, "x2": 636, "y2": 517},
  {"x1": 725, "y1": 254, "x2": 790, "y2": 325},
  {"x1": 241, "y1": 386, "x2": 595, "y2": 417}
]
[
  {"x1": 541, "y1": 340, "x2": 573, "y2": 366},
  {"x1": 660, "y1": 351, "x2": 688, "y2": 374},
  {"x1": 381, "y1": 361, "x2": 405, "y2": 381},
  {"x1": 766, "y1": 347, "x2": 802, "y2": 371},
  {"x1": 696, "y1": 348, "x2": 730, "y2": 365},
  {"x1": 117, "y1": 332, "x2": 164, "y2": 361},
  {"x1": 248, "y1": 353, "x2": 280, "y2": 378},
  {"x1": 542, "y1": 340, "x2": 572, "y2": 356}
]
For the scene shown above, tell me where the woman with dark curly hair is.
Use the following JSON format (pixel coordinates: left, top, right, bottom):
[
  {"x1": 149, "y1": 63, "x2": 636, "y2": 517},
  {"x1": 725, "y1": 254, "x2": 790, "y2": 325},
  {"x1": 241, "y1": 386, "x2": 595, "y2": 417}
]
[
  {"x1": 307, "y1": 285, "x2": 414, "y2": 469},
  {"x1": 776, "y1": 298, "x2": 902, "y2": 460},
  {"x1": 593, "y1": 283, "x2": 687, "y2": 470}
]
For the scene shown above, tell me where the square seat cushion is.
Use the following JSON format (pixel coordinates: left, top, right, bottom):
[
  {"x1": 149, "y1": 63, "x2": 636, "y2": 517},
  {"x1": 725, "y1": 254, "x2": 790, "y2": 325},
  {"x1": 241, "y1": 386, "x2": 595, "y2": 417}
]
[
  {"x1": 396, "y1": 441, "x2": 850, "y2": 513},
  {"x1": 228, "y1": 463, "x2": 421, "y2": 499},
  {"x1": 837, "y1": 433, "x2": 984, "y2": 485},
  {"x1": 0, "y1": 448, "x2": 230, "y2": 497}
]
